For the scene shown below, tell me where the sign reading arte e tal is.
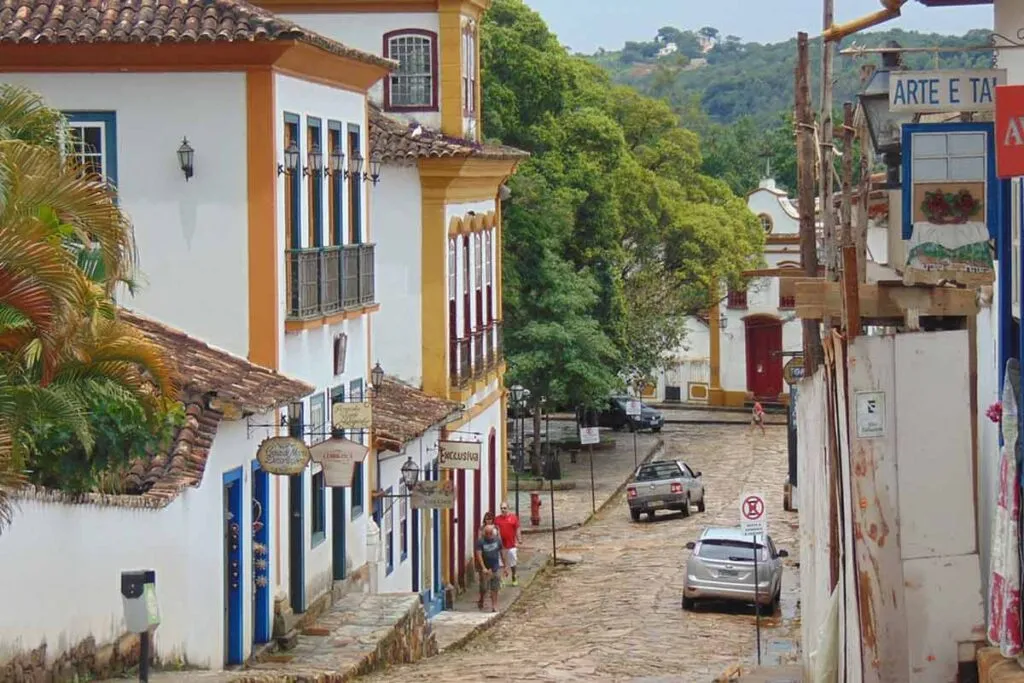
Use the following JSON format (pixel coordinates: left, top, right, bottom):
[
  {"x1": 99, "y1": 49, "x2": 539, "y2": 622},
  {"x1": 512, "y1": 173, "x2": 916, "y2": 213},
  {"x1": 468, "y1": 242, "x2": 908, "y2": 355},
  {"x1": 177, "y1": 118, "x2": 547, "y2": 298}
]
[
  {"x1": 889, "y1": 69, "x2": 1005, "y2": 114},
  {"x1": 438, "y1": 440, "x2": 482, "y2": 470},
  {"x1": 310, "y1": 438, "x2": 367, "y2": 487},
  {"x1": 411, "y1": 480, "x2": 455, "y2": 510},
  {"x1": 331, "y1": 401, "x2": 372, "y2": 430},
  {"x1": 256, "y1": 436, "x2": 311, "y2": 476}
]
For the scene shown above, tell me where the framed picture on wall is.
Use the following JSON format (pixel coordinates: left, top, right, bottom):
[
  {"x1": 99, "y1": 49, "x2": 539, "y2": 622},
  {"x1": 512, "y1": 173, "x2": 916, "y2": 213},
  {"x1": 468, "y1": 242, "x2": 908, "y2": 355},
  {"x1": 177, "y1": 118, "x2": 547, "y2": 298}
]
[{"x1": 333, "y1": 334, "x2": 348, "y2": 376}]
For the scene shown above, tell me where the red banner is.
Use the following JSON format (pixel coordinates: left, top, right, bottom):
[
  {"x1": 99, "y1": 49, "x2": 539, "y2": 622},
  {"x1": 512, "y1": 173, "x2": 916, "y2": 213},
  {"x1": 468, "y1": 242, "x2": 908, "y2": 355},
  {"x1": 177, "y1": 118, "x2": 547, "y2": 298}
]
[{"x1": 996, "y1": 84, "x2": 1024, "y2": 179}]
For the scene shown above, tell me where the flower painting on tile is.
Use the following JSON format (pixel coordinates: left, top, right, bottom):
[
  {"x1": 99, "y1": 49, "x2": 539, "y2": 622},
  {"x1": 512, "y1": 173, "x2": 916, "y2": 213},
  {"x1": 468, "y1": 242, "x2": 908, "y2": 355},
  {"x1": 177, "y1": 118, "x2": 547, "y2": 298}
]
[{"x1": 905, "y1": 181, "x2": 993, "y2": 286}]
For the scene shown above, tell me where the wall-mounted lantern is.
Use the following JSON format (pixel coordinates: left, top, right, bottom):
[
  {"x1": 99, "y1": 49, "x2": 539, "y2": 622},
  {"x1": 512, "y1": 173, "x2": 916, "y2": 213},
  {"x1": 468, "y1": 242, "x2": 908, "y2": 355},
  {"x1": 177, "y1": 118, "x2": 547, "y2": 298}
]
[
  {"x1": 370, "y1": 362, "x2": 385, "y2": 396},
  {"x1": 344, "y1": 151, "x2": 364, "y2": 181},
  {"x1": 720, "y1": 314, "x2": 728, "y2": 329},
  {"x1": 858, "y1": 41, "x2": 914, "y2": 189},
  {"x1": 304, "y1": 143, "x2": 324, "y2": 178},
  {"x1": 176, "y1": 137, "x2": 194, "y2": 181},
  {"x1": 366, "y1": 154, "x2": 382, "y2": 186},
  {"x1": 326, "y1": 146, "x2": 345, "y2": 177},
  {"x1": 277, "y1": 140, "x2": 300, "y2": 176}
]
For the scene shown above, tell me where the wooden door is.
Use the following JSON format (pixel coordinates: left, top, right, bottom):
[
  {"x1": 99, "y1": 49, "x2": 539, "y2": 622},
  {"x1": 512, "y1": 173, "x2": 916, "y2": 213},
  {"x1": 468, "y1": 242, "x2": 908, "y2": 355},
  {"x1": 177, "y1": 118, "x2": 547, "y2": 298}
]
[{"x1": 745, "y1": 318, "x2": 783, "y2": 399}]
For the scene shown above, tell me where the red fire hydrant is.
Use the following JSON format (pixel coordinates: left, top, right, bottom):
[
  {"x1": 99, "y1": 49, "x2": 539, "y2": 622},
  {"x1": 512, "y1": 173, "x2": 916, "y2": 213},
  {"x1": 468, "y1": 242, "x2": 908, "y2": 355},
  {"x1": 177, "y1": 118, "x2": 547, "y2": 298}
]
[{"x1": 530, "y1": 492, "x2": 542, "y2": 526}]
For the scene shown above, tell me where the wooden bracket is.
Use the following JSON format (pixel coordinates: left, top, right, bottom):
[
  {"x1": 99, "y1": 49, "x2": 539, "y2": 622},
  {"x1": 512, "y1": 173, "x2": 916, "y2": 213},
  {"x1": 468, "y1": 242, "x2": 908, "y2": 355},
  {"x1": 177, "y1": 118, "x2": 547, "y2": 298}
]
[{"x1": 795, "y1": 279, "x2": 977, "y2": 321}]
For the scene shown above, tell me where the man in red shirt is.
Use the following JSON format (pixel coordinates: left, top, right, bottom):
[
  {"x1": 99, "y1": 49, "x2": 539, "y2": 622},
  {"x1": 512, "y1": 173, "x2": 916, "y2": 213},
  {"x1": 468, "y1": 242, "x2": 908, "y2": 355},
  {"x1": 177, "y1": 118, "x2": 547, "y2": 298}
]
[{"x1": 494, "y1": 501, "x2": 522, "y2": 586}]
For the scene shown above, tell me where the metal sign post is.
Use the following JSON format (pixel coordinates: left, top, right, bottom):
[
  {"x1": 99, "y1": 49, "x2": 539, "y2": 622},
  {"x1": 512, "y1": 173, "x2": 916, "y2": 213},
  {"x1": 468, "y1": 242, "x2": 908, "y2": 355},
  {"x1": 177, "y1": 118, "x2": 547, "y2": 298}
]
[
  {"x1": 740, "y1": 492, "x2": 768, "y2": 666},
  {"x1": 626, "y1": 399, "x2": 641, "y2": 469},
  {"x1": 579, "y1": 426, "x2": 600, "y2": 514},
  {"x1": 549, "y1": 477, "x2": 557, "y2": 565}
]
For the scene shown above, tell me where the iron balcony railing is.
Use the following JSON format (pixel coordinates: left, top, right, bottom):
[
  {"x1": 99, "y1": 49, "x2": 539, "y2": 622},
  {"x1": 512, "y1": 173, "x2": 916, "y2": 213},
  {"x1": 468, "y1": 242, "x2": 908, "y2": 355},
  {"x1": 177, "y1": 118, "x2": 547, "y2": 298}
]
[
  {"x1": 286, "y1": 244, "x2": 376, "y2": 320},
  {"x1": 472, "y1": 329, "x2": 486, "y2": 377},
  {"x1": 449, "y1": 338, "x2": 472, "y2": 387},
  {"x1": 491, "y1": 320, "x2": 503, "y2": 368}
]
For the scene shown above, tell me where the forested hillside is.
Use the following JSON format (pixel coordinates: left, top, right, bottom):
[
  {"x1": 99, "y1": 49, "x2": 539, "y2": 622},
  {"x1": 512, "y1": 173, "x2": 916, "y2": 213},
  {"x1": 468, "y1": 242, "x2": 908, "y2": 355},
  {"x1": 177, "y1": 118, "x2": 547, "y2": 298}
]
[{"x1": 587, "y1": 26, "x2": 992, "y2": 195}]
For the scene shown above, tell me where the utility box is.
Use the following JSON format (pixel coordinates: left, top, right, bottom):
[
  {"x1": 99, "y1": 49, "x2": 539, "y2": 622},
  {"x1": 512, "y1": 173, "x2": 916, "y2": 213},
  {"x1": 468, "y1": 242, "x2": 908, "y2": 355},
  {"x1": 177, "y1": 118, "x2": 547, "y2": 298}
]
[{"x1": 121, "y1": 570, "x2": 160, "y2": 634}]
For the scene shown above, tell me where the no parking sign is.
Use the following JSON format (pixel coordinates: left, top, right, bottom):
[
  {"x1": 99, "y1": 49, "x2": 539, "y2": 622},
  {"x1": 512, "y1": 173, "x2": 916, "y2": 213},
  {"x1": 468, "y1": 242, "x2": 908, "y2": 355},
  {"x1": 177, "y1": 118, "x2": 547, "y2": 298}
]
[{"x1": 739, "y1": 492, "x2": 767, "y2": 537}]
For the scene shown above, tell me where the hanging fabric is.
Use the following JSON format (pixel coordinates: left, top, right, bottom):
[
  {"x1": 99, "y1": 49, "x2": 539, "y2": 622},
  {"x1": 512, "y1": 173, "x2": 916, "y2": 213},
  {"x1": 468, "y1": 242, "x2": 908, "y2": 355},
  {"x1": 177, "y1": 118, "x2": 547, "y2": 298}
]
[{"x1": 989, "y1": 358, "x2": 1022, "y2": 656}]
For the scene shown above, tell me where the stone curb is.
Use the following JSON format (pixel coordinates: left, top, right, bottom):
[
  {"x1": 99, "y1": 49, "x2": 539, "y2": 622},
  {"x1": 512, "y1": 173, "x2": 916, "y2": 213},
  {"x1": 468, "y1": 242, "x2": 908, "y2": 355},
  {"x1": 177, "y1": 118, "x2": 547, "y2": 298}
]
[
  {"x1": 521, "y1": 437, "x2": 665, "y2": 536},
  {"x1": 435, "y1": 439, "x2": 665, "y2": 656},
  {"x1": 435, "y1": 557, "x2": 553, "y2": 656}
]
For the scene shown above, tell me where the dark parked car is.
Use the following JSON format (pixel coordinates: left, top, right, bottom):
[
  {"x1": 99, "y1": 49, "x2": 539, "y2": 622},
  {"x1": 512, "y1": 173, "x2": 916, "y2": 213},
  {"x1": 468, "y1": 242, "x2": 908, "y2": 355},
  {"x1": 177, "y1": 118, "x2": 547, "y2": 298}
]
[{"x1": 596, "y1": 396, "x2": 663, "y2": 432}]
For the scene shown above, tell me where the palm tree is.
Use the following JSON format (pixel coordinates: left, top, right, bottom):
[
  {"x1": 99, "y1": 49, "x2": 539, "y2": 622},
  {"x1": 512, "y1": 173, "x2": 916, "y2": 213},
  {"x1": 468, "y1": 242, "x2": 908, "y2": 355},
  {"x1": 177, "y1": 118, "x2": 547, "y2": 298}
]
[{"x1": 0, "y1": 86, "x2": 175, "y2": 534}]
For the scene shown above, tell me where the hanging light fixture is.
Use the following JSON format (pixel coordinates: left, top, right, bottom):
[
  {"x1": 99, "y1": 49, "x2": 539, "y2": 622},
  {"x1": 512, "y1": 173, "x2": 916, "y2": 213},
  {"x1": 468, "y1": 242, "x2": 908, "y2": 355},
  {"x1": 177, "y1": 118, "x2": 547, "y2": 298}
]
[
  {"x1": 176, "y1": 137, "x2": 194, "y2": 181},
  {"x1": 304, "y1": 143, "x2": 324, "y2": 178},
  {"x1": 400, "y1": 457, "x2": 420, "y2": 488},
  {"x1": 858, "y1": 41, "x2": 913, "y2": 189},
  {"x1": 345, "y1": 151, "x2": 364, "y2": 180},
  {"x1": 278, "y1": 140, "x2": 300, "y2": 176}
]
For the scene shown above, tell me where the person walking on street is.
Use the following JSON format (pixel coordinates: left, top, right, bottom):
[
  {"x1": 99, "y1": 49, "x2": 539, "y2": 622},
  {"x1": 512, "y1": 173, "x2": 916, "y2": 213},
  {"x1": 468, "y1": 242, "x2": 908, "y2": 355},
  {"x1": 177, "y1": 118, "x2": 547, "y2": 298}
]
[
  {"x1": 476, "y1": 512, "x2": 496, "y2": 609},
  {"x1": 495, "y1": 501, "x2": 522, "y2": 586},
  {"x1": 751, "y1": 400, "x2": 766, "y2": 436},
  {"x1": 475, "y1": 524, "x2": 508, "y2": 612}
]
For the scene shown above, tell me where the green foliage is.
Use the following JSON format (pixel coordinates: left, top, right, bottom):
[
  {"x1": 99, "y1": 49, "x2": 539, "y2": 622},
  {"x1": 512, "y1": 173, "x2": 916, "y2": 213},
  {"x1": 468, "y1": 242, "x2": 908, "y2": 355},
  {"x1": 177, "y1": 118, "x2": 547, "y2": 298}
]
[
  {"x1": 21, "y1": 385, "x2": 184, "y2": 494},
  {"x1": 484, "y1": 0, "x2": 763, "y2": 403}
]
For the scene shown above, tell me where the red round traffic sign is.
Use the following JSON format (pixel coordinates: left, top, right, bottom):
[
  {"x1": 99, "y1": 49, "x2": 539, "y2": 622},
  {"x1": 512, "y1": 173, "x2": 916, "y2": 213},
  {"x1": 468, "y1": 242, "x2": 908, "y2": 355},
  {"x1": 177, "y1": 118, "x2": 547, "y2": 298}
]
[{"x1": 742, "y1": 495, "x2": 765, "y2": 520}]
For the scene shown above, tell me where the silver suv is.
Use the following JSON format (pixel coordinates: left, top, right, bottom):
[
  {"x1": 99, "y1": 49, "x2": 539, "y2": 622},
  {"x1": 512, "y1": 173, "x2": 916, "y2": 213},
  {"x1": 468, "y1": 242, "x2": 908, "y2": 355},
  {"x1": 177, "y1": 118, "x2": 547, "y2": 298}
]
[{"x1": 682, "y1": 527, "x2": 789, "y2": 611}]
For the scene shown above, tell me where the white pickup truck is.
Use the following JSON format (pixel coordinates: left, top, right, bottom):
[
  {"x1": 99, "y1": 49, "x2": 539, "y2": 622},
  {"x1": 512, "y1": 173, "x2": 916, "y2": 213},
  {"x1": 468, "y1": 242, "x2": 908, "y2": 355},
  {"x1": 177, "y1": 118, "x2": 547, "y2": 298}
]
[{"x1": 626, "y1": 460, "x2": 706, "y2": 522}]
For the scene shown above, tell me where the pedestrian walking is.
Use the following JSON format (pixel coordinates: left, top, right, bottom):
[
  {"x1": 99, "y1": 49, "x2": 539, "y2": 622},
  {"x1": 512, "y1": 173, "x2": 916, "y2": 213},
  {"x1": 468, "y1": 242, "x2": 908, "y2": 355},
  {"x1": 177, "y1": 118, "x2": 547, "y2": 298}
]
[
  {"x1": 474, "y1": 524, "x2": 508, "y2": 613},
  {"x1": 475, "y1": 511, "x2": 496, "y2": 609},
  {"x1": 495, "y1": 500, "x2": 522, "y2": 586},
  {"x1": 750, "y1": 400, "x2": 766, "y2": 436}
]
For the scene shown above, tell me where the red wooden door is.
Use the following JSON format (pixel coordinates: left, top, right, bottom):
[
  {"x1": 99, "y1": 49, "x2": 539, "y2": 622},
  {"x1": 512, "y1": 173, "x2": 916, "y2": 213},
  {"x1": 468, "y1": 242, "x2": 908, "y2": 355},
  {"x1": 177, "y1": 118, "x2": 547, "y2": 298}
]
[
  {"x1": 745, "y1": 318, "x2": 783, "y2": 399},
  {"x1": 456, "y1": 469, "x2": 467, "y2": 586},
  {"x1": 472, "y1": 466, "x2": 482, "y2": 547},
  {"x1": 488, "y1": 430, "x2": 497, "y2": 515}
]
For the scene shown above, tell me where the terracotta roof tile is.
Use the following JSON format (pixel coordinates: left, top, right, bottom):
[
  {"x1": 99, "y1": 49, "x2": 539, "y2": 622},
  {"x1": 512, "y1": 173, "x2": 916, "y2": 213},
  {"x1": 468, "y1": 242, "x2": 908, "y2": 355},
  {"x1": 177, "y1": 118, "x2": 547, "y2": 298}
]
[
  {"x1": 369, "y1": 105, "x2": 528, "y2": 164},
  {"x1": 371, "y1": 376, "x2": 461, "y2": 452},
  {"x1": 121, "y1": 309, "x2": 313, "y2": 414},
  {"x1": 0, "y1": 0, "x2": 395, "y2": 69},
  {"x1": 16, "y1": 312, "x2": 312, "y2": 507}
]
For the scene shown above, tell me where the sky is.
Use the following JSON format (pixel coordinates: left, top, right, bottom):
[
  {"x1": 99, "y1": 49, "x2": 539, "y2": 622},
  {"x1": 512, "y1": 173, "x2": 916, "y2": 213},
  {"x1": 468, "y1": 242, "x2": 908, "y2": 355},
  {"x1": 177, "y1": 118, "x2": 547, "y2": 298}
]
[{"x1": 521, "y1": 0, "x2": 992, "y2": 53}]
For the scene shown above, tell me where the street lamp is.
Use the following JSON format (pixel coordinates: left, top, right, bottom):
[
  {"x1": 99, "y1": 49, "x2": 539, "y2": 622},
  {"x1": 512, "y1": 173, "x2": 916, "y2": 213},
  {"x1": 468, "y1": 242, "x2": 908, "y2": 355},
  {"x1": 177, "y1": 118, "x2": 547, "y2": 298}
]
[
  {"x1": 176, "y1": 137, "x2": 194, "y2": 181},
  {"x1": 400, "y1": 457, "x2": 420, "y2": 488},
  {"x1": 858, "y1": 41, "x2": 914, "y2": 190},
  {"x1": 508, "y1": 384, "x2": 527, "y2": 517},
  {"x1": 371, "y1": 362, "x2": 385, "y2": 396}
]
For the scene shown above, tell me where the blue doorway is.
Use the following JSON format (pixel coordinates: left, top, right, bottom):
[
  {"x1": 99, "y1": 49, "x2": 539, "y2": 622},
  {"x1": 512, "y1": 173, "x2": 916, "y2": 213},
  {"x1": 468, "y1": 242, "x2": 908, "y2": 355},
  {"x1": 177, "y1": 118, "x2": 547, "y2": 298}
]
[
  {"x1": 289, "y1": 472, "x2": 305, "y2": 614},
  {"x1": 251, "y1": 462, "x2": 271, "y2": 645},
  {"x1": 223, "y1": 468, "x2": 244, "y2": 665},
  {"x1": 332, "y1": 486, "x2": 347, "y2": 580}
]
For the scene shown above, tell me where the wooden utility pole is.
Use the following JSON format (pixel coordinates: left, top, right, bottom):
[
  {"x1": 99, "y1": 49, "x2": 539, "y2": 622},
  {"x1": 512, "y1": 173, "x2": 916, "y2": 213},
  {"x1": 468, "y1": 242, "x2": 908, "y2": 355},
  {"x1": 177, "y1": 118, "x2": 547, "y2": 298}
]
[
  {"x1": 855, "y1": 71, "x2": 873, "y2": 284},
  {"x1": 796, "y1": 32, "x2": 823, "y2": 373},
  {"x1": 840, "y1": 103, "x2": 860, "y2": 339},
  {"x1": 820, "y1": 0, "x2": 836, "y2": 284}
]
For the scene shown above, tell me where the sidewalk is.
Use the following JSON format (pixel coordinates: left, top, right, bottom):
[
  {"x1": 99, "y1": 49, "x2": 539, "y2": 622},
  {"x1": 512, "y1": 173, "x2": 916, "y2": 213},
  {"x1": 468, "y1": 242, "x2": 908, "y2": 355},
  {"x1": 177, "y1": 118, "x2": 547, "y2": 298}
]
[
  {"x1": 512, "y1": 432, "x2": 663, "y2": 534},
  {"x1": 423, "y1": 433, "x2": 665, "y2": 656},
  {"x1": 100, "y1": 593, "x2": 433, "y2": 682}
]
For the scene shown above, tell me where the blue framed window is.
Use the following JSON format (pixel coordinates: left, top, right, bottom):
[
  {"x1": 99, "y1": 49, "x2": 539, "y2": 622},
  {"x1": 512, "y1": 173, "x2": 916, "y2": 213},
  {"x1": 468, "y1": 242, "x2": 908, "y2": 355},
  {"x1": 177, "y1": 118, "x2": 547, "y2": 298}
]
[
  {"x1": 284, "y1": 113, "x2": 302, "y2": 249},
  {"x1": 351, "y1": 459, "x2": 364, "y2": 520},
  {"x1": 328, "y1": 120, "x2": 345, "y2": 246},
  {"x1": 384, "y1": 487, "x2": 394, "y2": 575},
  {"x1": 400, "y1": 483, "x2": 408, "y2": 561},
  {"x1": 63, "y1": 111, "x2": 118, "y2": 187},
  {"x1": 331, "y1": 384, "x2": 346, "y2": 440},
  {"x1": 311, "y1": 468, "x2": 326, "y2": 547},
  {"x1": 307, "y1": 117, "x2": 324, "y2": 248},
  {"x1": 347, "y1": 124, "x2": 362, "y2": 244},
  {"x1": 901, "y1": 122, "x2": 998, "y2": 241},
  {"x1": 349, "y1": 378, "x2": 364, "y2": 444}
]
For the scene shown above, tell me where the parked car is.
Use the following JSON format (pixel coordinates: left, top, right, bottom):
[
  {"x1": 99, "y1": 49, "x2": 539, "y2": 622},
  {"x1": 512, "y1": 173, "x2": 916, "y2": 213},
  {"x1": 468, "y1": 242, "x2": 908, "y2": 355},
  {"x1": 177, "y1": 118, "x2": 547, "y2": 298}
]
[
  {"x1": 626, "y1": 460, "x2": 705, "y2": 521},
  {"x1": 682, "y1": 527, "x2": 789, "y2": 611},
  {"x1": 597, "y1": 396, "x2": 664, "y2": 432}
]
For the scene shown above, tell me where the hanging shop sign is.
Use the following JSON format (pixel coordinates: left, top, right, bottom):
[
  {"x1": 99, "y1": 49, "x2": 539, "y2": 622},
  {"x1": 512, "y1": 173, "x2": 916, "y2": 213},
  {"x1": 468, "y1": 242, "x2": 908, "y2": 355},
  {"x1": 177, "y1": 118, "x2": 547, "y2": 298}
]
[
  {"x1": 256, "y1": 436, "x2": 311, "y2": 475},
  {"x1": 889, "y1": 69, "x2": 1005, "y2": 114},
  {"x1": 438, "y1": 440, "x2": 482, "y2": 470},
  {"x1": 411, "y1": 480, "x2": 455, "y2": 510},
  {"x1": 996, "y1": 85, "x2": 1024, "y2": 179},
  {"x1": 331, "y1": 401, "x2": 373, "y2": 430},
  {"x1": 310, "y1": 438, "x2": 367, "y2": 487}
]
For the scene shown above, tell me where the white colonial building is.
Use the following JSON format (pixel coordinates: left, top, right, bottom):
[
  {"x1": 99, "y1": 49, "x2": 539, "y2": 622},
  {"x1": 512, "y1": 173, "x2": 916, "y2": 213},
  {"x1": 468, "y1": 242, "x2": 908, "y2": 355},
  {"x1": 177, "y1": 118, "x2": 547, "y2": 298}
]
[{"x1": 657, "y1": 177, "x2": 805, "y2": 406}]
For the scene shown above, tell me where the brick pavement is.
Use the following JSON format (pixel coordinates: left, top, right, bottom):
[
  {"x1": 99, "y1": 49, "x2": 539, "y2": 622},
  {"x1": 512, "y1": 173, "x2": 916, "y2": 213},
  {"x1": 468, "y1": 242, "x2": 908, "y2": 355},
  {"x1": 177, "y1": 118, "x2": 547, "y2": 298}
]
[
  {"x1": 511, "y1": 432, "x2": 663, "y2": 534},
  {"x1": 358, "y1": 423, "x2": 800, "y2": 682}
]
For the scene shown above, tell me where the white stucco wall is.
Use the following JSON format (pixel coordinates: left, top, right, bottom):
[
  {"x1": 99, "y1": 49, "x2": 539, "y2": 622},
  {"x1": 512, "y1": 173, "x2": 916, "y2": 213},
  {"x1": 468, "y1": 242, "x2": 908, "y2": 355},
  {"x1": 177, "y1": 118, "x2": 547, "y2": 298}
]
[
  {"x1": 1, "y1": 72, "x2": 250, "y2": 358},
  {"x1": 976, "y1": 281, "x2": 1000, "y2": 615},
  {"x1": 0, "y1": 416, "x2": 275, "y2": 670},
  {"x1": 281, "y1": 12, "x2": 442, "y2": 130},
  {"x1": 372, "y1": 164, "x2": 424, "y2": 386},
  {"x1": 377, "y1": 450, "x2": 415, "y2": 594},
  {"x1": 997, "y1": 1, "x2": 1023, "y2": 86}
]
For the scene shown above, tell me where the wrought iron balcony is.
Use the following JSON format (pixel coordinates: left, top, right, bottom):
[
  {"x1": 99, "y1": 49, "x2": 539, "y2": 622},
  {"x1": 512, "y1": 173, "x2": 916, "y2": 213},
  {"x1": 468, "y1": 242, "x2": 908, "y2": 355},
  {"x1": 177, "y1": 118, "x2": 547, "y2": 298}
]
[
  {"x1": 286, "y1": 244, "x2": 376, "y2": 321},
  {"x1": 449, "y1": 337, "x2": 472, "y2": 387},
  {"x1": 491, "y1": 320, "x2": 503, "y2": 368},
  {"x1": 472, "y1": 329, "x2": 486, "y2": 377}
]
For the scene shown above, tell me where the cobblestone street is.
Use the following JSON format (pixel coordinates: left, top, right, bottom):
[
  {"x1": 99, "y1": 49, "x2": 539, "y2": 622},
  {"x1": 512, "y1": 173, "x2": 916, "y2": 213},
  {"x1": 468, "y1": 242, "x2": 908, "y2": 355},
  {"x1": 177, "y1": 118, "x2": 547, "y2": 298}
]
[{"x1": 362, "y1": 423, "x2": 800, "y2": 682}]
